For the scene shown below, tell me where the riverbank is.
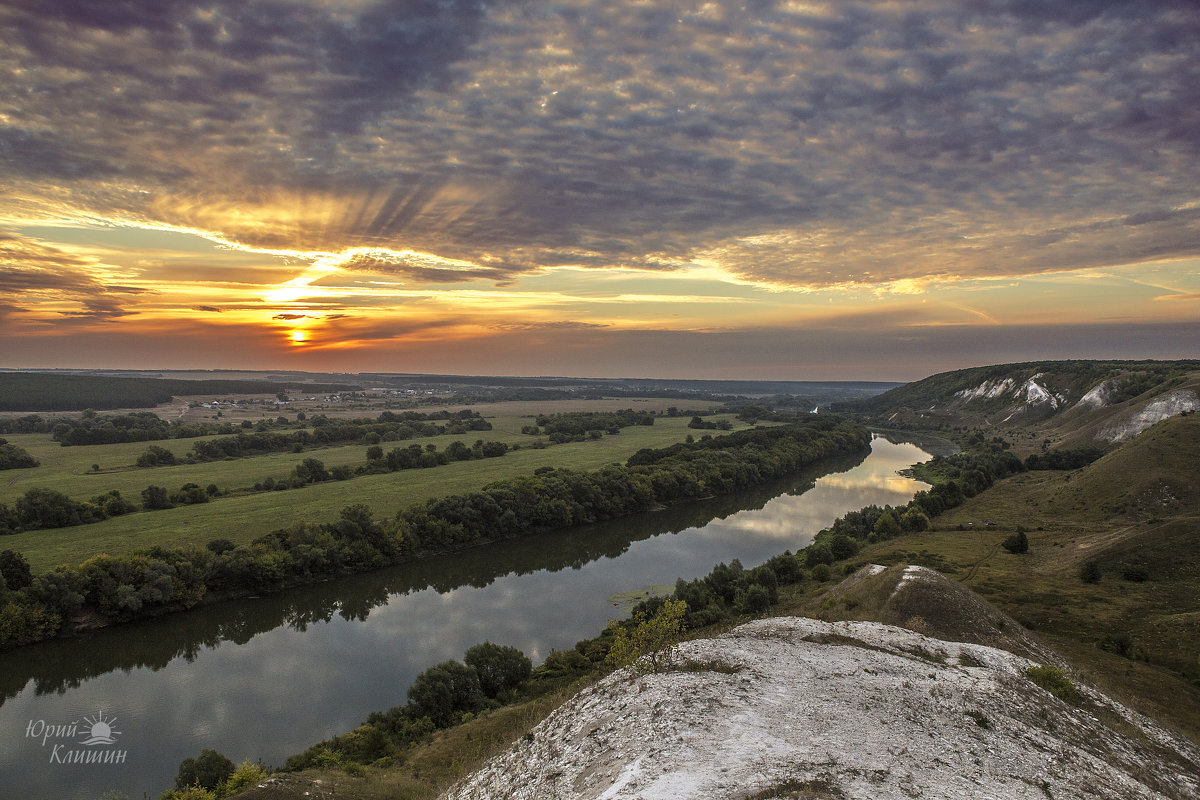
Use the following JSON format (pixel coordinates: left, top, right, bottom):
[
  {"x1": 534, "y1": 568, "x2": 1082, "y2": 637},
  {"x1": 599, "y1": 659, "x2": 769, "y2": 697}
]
[{"x1": 0, "y1": 419, "x2": 872, "y2": 652}]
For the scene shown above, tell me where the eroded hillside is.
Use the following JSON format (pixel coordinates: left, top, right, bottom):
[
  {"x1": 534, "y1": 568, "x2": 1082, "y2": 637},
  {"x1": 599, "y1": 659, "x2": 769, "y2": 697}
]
[
  {"x1": 835, "y1": 360, "x2": 1199, "y2": 453},
  {"x1": 445, "y1": 608, "x2": 1200, "y2": 799}
]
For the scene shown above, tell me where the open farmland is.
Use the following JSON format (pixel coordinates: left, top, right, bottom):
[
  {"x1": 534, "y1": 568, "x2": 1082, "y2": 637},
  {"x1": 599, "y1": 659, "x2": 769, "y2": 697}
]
[{"x1": 1, "y1": 408, "x2": 738, "y2": 572}]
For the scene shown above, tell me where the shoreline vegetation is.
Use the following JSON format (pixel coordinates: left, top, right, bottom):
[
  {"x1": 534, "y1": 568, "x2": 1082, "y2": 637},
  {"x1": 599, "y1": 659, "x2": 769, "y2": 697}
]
[
  {"x1": 157, "y1": 429, "x2": 1024, "y2": 800},
  {"x1": 0, "y1": 417, "x2": 870, "y2": 651},
  {"x1": 182, "y1": 424, "x2": 1195, "y2": 800}
]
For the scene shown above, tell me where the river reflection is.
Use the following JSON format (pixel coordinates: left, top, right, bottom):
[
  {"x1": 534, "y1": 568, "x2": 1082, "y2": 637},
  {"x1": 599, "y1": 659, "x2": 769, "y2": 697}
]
[{"x1": 0, "y1": 434, "x2": 933, "y2": 799}]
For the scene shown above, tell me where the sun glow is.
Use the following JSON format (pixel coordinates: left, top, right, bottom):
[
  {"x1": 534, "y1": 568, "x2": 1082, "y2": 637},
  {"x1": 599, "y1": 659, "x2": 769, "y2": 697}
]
[{"x1": 289, "y1": 329, "x2": 307, "y2": 344}]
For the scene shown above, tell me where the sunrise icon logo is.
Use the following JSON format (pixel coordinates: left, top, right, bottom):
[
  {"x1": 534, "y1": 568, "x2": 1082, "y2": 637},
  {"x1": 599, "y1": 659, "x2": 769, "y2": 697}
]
[{"x1": 79, "y1": 711, "x2": 120, "y2": 746}]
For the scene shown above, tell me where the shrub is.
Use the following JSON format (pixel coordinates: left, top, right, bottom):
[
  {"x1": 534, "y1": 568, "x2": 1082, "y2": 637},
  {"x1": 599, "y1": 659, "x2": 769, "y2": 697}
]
[
  {"x1": 174, "y1": 749, "x2": 235, "y2": 791},
  {"x1": 206, "y1": 539, "x2": 236, "y2": 555},
  {"x1": 1079, "y1": 561, "x2": 1101, "y2": 584},
  {"x1": 1121, "y1": 564, "x2": 1149, "y2": 582},
  {"x1": 810, "y1": 564, "x2": 831, "y2": 582},
  {"x1": 1001, "y1": 530, "x2": 1029, "y2": 554},
  {"x1": 829, "y1": 534, "x2": 858, "y2": 561},
  {"x1": 136, "y1": 445, "x2": 177, "y2": 467},
  {"x1": 1025, "y1": 665, "x2": 1080, "y2": 704},
  {"x1": 605, "y1": 599, "x2": 687, "y2": 673},
  {"x1": 1097, "y1": 632, "x2": 1141, "y2": 660}
]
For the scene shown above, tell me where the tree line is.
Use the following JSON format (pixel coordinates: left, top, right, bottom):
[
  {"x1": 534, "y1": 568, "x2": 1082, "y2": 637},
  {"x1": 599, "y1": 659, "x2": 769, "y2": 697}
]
[
  {"x1": 0, "y1": 418, "x2": 869, "y2": 650},
  {"x1": 0, "y1": 373, "x2": 360, "y2": 411},
  {"x1": 0, "y1": 436, "x2": 514, "y2": 535},
  {"x1": 2, "y1": 407, "x2": 490, "y2": 447},
  {"x1": 521, "y1": 409, "x2": 656, "y2": 441}
]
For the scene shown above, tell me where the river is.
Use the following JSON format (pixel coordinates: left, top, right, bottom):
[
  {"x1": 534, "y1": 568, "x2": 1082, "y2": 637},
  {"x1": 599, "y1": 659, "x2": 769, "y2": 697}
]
[{"x1": 0, "y1": 434, "x2": 938, "y2": 799}]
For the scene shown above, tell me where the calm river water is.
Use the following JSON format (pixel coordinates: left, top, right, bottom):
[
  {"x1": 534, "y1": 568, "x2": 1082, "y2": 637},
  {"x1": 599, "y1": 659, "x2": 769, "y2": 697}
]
[{"x1": 0, "y1": 434, "x2": 938, "y2": 799}]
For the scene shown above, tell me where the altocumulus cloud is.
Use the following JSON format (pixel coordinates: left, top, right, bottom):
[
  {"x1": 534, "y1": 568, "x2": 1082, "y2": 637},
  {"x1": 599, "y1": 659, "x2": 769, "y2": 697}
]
[{"x1": 1, "y1": 0, "x2": 1198, "y2": 288}]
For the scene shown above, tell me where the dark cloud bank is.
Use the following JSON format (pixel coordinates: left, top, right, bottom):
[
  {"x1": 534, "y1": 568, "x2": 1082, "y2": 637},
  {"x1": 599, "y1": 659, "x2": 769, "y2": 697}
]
[{"x1": 1, "y1": 0, "x2": 1198, "y2": 287}]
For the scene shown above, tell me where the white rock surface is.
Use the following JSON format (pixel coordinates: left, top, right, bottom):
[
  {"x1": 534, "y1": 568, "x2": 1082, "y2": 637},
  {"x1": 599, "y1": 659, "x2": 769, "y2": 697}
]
[
  {"x1": 1075, "y1": 380, "x2": 1114, "y2": 410},
  {"x1": 1098, "y1": 389, "x2": 1200, "y2": 443},
  {"x1": 955, "y1": 378, "x2": 1015, "y2": 402},
  {"x1": 446, "y1": 617, "x2": 1200, "y2": 800}
]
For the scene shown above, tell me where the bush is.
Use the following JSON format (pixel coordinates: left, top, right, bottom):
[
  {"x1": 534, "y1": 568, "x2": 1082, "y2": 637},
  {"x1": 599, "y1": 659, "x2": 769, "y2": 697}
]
[
  {"x1": 1001, "y1": 530, "x2": 1029, "y2": 554},
  {"x1": 829, "y1": 534, "x2": 858, "y2": 561},
  {"x1": 174, "y1": 749, "x2": 235, "y2": 791},
  {"x1": 136, "y1": 445, "x2": 177, "y2": 467},
  {"x1": 1121, "y1": 564, "x2": 1150, "y2": 582},
  {"x1": 811, "y1": 564, "x2": 831, "y2": 582},
  {"x1": 1025, "y1": 665, "x2": 1080, "y2": 704},
  {"x1": 1079, "y1": 561, "x2": 1101, "y2": 584},
  {"x1": 1097, "y1": 632, "x2": 1140, "y2": 660},
  {"x1": 605, "y1": 599, "x2": 687, "y2": 673}
]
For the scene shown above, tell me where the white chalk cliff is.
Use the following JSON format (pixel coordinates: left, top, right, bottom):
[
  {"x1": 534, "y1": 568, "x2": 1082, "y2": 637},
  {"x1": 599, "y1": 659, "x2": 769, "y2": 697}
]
[{"x1": 446, "y1": 616, "x2": 1200, "y2": 800}]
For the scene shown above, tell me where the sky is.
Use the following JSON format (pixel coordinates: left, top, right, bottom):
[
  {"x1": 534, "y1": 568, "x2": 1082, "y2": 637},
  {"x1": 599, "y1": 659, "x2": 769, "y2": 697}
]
[{"x1": 1, "y1": 0, "x2": 1198, "y2": 381}]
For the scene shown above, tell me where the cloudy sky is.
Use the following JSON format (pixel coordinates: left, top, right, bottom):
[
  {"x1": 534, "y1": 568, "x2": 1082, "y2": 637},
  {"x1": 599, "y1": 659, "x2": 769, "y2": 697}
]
[{"x1": 1, "y1": 0, "x2": 1197, "y2": 380}]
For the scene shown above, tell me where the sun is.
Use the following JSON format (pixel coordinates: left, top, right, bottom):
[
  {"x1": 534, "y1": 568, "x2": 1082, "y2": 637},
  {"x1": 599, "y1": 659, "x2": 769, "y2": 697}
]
[{"x1": 289, "y1": 329, "x2": 307, "y2": 344}]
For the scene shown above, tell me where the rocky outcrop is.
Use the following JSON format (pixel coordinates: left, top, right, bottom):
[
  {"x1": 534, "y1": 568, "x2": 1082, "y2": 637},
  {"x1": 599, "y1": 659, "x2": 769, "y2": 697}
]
[
  {"x1": 446, "y1": 614, "x2": 1200, "y2": 800},
  {"x1": 1098, "y1": 389, "x2": 1200, "y2": 443}
]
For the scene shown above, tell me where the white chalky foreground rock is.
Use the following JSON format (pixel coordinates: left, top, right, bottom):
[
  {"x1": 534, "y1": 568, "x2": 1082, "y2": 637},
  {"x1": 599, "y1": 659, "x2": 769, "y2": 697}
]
[{"x1": 446, "y1": 617, "x2": 1200, "y2": 800}]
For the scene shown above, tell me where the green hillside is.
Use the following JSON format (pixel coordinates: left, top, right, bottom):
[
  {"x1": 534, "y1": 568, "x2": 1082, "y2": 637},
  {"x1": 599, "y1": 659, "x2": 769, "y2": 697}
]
[
  {"x1": 833, "y1": 359, "x2": 1200, "y2": 455},
  {"x1": 856, "y1": 412, "x2": 1200, "y2": 741}
]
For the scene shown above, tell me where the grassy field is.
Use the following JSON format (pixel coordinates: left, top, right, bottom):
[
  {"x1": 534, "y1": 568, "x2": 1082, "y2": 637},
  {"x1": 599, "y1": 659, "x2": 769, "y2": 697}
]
[
  {"x1": 847, "y1": 413, "x2": 1200, "y2": 743},
  {"x1": 4, "y1": 413, "x2": 737, "y2": 572}
]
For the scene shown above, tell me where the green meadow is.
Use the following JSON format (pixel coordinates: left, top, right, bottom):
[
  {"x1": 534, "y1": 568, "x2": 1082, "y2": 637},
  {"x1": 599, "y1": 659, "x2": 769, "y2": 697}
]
[{"x1": 2, "y1": 413, "x2": 735, "y2": 572}]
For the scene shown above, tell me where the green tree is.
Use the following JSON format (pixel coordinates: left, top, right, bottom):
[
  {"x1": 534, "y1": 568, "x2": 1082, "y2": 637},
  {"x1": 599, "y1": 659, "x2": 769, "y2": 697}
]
[
  {"x1": 141, "y1": 485, "x2": 172, "y2": 510},
  {"x1": 463, "y1": 642, "x2": 532, "y2": 699},
  {"x1": 406, "y1": 660, "x2": 485, "y2": 728},
  {"x1": 294, "y1": 458, "x2": 329, "y2": 484},
  {"x1": 0, "y1": 550, "x2": 33, "y2": 591},
  {"x1": 1002, "y1": 530, "x2": 1029, "y2": 554},
  {"x1": 829, "y1": 533, "x2": 858, "y2": 561},
  {"x1": 872, "y1": 511, "x2": 902, "y2": 540},
  {"x1": 136, "y1": 445, "x2": 177, "y2": 467},
  {"x1": 174, "y1": 748, "x2": 235, "y2": 791},
  {"x1": 605, "y1": 598, "x2": 687, "y2": 673}
]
